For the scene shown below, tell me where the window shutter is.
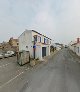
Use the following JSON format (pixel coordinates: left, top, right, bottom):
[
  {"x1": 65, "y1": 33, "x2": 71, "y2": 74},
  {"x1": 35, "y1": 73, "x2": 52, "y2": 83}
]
[{"x1": 40, "y1": 37, "x2": 41, "y2": 42}]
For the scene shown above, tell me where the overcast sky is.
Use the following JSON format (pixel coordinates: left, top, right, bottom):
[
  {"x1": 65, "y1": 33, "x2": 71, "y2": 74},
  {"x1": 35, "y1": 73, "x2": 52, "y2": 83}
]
[{"x1": 0, "y1": 0, "x2": 80, "y2": 44}]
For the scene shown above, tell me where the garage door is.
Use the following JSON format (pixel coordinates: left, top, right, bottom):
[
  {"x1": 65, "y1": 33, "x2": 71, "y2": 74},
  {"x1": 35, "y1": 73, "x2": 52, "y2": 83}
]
[{"x1": 42, "y1": 47, "x2": 46, "y2": 57}]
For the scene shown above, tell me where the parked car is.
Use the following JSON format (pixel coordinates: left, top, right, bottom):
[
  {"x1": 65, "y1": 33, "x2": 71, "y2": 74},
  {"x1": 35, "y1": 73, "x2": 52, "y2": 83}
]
[
  {"x1": 4, "y1": 53, "x2": 10, "y2": 58},
  {"x1": 0, "y1": 53, "x2": 4, "y2": 59},
  {"x1": 7, "y1": 51, "x2": 15, "y2": 57},
  {"x1": 65, "y1": 45, "x2": 68, "y2": 48}
]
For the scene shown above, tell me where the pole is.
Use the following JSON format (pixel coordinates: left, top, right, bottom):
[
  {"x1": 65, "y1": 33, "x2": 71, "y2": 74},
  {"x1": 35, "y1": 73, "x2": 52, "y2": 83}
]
[{"x1": 34, "y1": 37, "x2": 36, "y2": 59}]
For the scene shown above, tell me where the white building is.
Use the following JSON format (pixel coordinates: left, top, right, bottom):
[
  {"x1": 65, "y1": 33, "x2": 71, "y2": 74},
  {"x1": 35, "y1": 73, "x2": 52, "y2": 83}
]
[
  {"x1": 69, "y1": 38, "x2": 80, "y2": 56},
  {"x1": 75, "y1": 42, "x2": 80, "y2": 56},
  {"x1": 19, "y1": 30, "x2": 52, "y2": 60},
  {"x1": 53, "y1": 43, "x2": 62, "y2": 51},
  {"x1": 68, "y1": 41, "x2": 76, "y2": 52}
]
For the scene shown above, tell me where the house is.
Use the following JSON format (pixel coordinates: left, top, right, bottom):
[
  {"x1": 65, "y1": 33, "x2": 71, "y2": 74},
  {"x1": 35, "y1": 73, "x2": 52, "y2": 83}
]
[
  {"x1": 0, "y1": 43, "x2": 2, "y2": 53},
  {"x1": 69, "y1": 38, "x2": 80, "y2": 56},
  {"x1": 0, "y1": 43, "x2": 2, "y2": 49},
  {"x1": 0, "y1": 37, "x2": 19, "y2": 53},
  {"x1": 68, "y1": 41, "x2": 76, "y2": 52},
  {"x1": 54, "y1": 43, "x2": 63, "y2": 50},
  {"x1": 19, "y1": 29, "x2": 52, "y2": 60},
  {"x1": 1, "y1": 42, "x2": 13, "y2": 52},
  {"x1": 9, "y1": 37, "x2": 19, "y2": 52},
  {"x1": 9, "y1": 37, "x2": 19, "y2": 47},
  {"x1": 74, "y1": 38, "x2": 80, "y2": 56}
]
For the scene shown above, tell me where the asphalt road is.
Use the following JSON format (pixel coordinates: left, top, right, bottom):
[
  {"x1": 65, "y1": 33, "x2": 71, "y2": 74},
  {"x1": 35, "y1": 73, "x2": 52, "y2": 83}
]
[{"x1": 0, "y1": 48, "x2": 80, "y2": 92}]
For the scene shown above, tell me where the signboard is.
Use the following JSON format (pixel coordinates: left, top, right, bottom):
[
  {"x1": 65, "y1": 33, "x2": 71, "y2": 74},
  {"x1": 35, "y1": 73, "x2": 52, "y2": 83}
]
[{"x1": 33, "y1": 45, "x2": 36, "y2": 49}]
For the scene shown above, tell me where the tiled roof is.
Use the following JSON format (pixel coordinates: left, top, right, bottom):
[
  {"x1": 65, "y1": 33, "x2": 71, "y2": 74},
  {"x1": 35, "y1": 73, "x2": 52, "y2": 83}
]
[{"x1": 32, "y1": 30, "x2": 52, "y2": 40}]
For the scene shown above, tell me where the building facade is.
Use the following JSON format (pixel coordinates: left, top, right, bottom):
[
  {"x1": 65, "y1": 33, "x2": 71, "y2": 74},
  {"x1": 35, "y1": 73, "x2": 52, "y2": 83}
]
[
  {"x1": 9, "y1": 37, "x2": 19, "y2": 47},
  {"x1": 19, "y1": 30, "x2": 52, "y2": 60},
  {"x1": 69, "y1": 38, "x2": 80, "y2": 56}
]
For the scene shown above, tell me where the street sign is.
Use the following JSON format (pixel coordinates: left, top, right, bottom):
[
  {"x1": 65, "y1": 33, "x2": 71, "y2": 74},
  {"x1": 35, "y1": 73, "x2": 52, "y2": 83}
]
[{"x1": 33, "y1": 45, "x2": 36, "y2": 49}]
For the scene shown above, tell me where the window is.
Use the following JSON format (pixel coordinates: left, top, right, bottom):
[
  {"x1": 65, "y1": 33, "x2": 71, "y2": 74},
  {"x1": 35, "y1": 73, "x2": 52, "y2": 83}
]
[
  {"x1": 34, "y1": 35, "x2": 41, "y2": 43},
  {"x1": 44, "y1": 38, "x2": 46, "y2": 43},
  {"x1": 45, "y1": 39, "x2": 47, "y2": 44},
  {"x1": 34, "y1": 35, "x2": 37, "y2": 41},
  {"x1": 47, "y1": 39, "x2": 49, "y2": 44},
  {"x1": 26, "y1": 46, "x2": 28, "y2": 48},
  {"x1": 40, "y1": 37, "x2": 41, "y2": 42},
  {"x1": 50, "y1": 41, "x2": 51, "y2": 44},
  {"x1": 37, "y1": 36, "x2": 40, "y2": 42},
  {"x1": 78, "y1": 47, "x2": 79, "y2": 53},
  {"x1": 44, "y1": 38, "x2": 48, "y2": 44},
  {"x1": 17, "y1": 43, "x2": 19, "y2": 45}
]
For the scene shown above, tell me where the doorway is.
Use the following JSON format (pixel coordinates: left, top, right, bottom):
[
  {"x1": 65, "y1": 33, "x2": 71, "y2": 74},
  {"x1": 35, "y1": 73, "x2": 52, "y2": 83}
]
[{"x1": 42, "y1": 47, "x2": 46, "y2": 57}]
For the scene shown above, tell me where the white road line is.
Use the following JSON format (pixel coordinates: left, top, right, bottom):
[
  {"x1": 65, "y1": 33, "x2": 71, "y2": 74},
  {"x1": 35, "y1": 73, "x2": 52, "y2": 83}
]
[
  {"x1": 0, "y1": 71, "x2": 24, "y2": 89},
  {"x1": 25, "y1": 67, "x2": 29, "y2": 70},
  {"x1": 0, "y1": 63, "x2": 10, "y2": 68},
  {"x1": 0, "y1": 67, "x2": 30, "y2": 89}
]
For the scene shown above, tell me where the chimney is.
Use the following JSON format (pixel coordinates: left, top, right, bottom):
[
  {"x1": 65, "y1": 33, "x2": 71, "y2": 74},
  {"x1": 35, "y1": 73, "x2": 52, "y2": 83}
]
[{"x1": 77, "y1": 38, "x2": 80, "y2": 43}]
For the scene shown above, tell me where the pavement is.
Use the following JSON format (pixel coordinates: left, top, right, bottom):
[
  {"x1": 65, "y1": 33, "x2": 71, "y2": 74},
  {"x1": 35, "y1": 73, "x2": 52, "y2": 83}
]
[{"x1": 0, "y1": 48, "x2": 80, "y2": 92}]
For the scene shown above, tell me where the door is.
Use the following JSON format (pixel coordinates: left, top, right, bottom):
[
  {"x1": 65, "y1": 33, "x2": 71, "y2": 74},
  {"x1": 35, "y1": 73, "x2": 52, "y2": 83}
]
[{"x1": 42, "y1": 47, "x2": 46, "y2": 57}]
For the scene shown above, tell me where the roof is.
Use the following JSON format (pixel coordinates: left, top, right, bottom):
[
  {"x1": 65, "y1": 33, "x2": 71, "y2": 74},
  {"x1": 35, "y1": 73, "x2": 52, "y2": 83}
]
[
  {"x1": 9, "y1": 37, "x2": 18, "y2": 42},
  {"x1": 32, "y1": 30, "x2": 52, "y2": 40},
  {"x1": 71, "y1": 42, "x2": 80, "y2": 46},
  {"x1": 19, "y1": 29, "x2": 52, "y2": 40},
  {"x1": 55, "y1": 43, "x2": 63, "y2": 45}
]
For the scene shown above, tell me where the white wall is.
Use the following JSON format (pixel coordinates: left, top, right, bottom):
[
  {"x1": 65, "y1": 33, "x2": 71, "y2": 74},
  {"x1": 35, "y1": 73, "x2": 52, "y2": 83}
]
[
  {"x1": 71, "y1": 46, "x2": 75, "y2": 52},
  {"x1": 46, "y1": 45, "x2": 50, "y2": 56},
  {"x1": 19, "y1": 30, "x2": 51, "y2": 60},
  {"x1": 19, "y1": 31, "x2": 33, "y2": 58},
  {"x1": 56, "y1": 45, "x2": 61, "y2": 51},
  {"x1": 35, "y1": 44, "x2": 50, "y2": 60},
  {"x1": 35, "y1": 45, "x2": 42, "y2": 60},
  {"x1": 69, "y1": 42, "x2": 80, "y2": 56},
  {"x1": 75, "y1": 43, "x2": 80, "y2": 56},
  {"x1": 68, "y1": 44, "x2": 75, "y2": 52}
]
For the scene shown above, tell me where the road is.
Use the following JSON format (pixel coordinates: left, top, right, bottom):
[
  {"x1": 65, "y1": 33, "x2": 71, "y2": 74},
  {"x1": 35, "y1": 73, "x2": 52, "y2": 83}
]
[{"x1": 0, "y1": 48, "x2": 80, "y2": 92}]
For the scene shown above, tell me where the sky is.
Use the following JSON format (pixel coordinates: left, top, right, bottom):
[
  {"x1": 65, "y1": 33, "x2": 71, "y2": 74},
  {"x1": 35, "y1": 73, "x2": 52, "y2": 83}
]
[{"x1": 0, "y1": 0, "x2": 80, "y2": 44}]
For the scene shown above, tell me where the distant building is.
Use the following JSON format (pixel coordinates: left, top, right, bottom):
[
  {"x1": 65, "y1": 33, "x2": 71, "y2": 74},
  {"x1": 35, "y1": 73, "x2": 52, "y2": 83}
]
[
  {"x1": 54, "y1": 43, "x2": 63, "y2": 50},
  {"x1": 0, "y1": 43, "x2": 3, "y2": 52},
  {"x1": 1, "y1": 42, "x2": 12, "y2": 52},
  {"x1": 9, "y1": 37, "x2": 19, "y2": 47},
  {"x1": 19, "y1": 29, "x2": 52, "y2": 60},
  {"x1": 0, "y1": 43, "x2": 2, "y2": 49},
  {"x1": 69, "y1": 38, "x2": 80, "y2": 56},
  {"x1": 9, "y1": 37, "x2": 19, "y2": 52},
  {"x1": 0, "y1": 37, "x2": 19, "y2": 53}
]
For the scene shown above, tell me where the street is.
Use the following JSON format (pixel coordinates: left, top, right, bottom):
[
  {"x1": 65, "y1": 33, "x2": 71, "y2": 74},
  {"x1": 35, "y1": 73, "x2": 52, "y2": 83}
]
[{"x1": 0, "y1": 48, "x2": 80, "y2": 92}]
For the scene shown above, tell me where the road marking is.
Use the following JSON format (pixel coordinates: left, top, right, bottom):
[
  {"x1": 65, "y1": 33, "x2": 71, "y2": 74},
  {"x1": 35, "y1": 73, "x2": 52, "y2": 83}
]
[
  {"x1": 25, "y1": 67, "x2": 29, "y2": 70},
  {"x1": 0, "y1": 67, "x2": 30, "y2": 89},
  {"x1": 0, "y1": 63, "x2": 10, "y2": 68},
  {"x1": 0, "y1": 71, "x2": 24, "y2": 89}
]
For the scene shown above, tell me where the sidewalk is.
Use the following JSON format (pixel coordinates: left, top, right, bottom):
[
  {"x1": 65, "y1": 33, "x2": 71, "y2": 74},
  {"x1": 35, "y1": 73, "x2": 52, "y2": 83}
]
[
  {"x1": 30, "y1": 50, "x2": 59, "y2": 67},
  {"x1": 68, "y1": 49, "x2": 80, "y2": 63},
  {"x1": 43, "y1": 50, "x2": 59, "y2": 62}
]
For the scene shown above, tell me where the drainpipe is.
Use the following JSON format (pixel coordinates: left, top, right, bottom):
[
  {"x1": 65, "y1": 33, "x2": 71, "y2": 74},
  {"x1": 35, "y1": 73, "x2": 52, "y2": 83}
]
[{"x1": 33, "y1": 36, "x2": 36, "y2": 59}]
